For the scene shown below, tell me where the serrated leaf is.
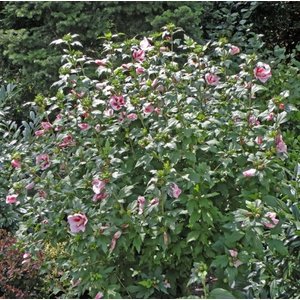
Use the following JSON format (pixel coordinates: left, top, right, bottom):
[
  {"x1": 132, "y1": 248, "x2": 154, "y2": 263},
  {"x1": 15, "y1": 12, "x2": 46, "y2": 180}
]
[
  {"x1": 209, "y1": 288, "x2": 235, "y2": 299},
  {"x1": 187, "y1": 231, "x2": 200, "y2": 243},
  {"x1": 268, "y1": 239, "x2": 288, "y2": 256},
  {"x1": 211, "y1": 255, "x2": 228, "y2": 268}
]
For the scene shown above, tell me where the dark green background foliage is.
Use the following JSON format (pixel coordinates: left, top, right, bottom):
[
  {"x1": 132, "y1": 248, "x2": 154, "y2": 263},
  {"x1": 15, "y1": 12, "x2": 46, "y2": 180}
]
[{"x1": 0, "y1": 1, "x2": 299, "y2": 121}]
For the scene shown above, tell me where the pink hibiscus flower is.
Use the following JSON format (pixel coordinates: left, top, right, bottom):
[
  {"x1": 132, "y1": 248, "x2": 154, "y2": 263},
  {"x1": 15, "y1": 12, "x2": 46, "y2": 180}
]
[
  {"x1": 254, "y1": 62, "x2": 272, "y2": 83},
  {"x1": 169, "y1": 183, "x2": 182, "y2": 198},
  {"x1": 132, "y1": 49, "x2": 145, "y2": 62},
  {"x1": 6, "y1": 194, "x2": 18, "y2": 204},
  {"x1": 67, "y1": 213, "x2": 88, "y2": 233},
  {"x1": 11, "y1": 159, "x2": 21, "y2": 169},
  {"x1": 263, "y1": 212, "x2": 279, "y2": 229},
  {"x1": 78, "y1": 123, "x2": 90, "y2": 131},
  {"x1": 110, "y1": 95, "x2": 126, "y2": 111},
  {"x1": 36, "y1": 154, "x2": 51, "y2": 170},
  {"x1": 92, "y1": 179, "x2": 106, "y2": 194},
  {"x1": 229, "y1": 45, "x2": 240, "y2": 55},
  {"x1": 205, "y1": 73, "x2": 220, "y2": 86},
  {"x1": 59, "y1": 134, "x2": 75, "y2": 148},
  {"x1": 41, "y1": 122, "x2": 52, "y2": 131}
]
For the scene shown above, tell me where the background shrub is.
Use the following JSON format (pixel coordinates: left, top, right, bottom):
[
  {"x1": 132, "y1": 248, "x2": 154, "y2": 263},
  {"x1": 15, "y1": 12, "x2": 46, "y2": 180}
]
[{"x1": 0, "y1": 229, "x2": 43, "y2": 298}]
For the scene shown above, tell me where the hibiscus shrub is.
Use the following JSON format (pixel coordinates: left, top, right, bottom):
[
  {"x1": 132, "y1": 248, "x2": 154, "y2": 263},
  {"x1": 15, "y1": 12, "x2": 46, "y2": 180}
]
[{"x1": 5, "y1": 26, "x2": 299, "y2": 298}]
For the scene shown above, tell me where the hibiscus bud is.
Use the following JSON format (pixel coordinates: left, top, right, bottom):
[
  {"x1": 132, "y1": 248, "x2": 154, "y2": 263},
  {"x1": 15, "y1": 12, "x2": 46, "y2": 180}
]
[
  {"x1": 23, "y1": 252, "x2": 31, "y2": 259},
  {"x1": 38, "y1": 190, "x2": 47, "y2": 198},
  {"x1": 121, "y1": 63, "x2": 131, "y2": 70},
  {"x1": 156, "y1": 85, "x2": 165, "y2": 93},
  {"x1": 104, "y1": 108, "x2": 114, "y2": 117},
  {"x1": 275, "y1": 134, "x2": 287, "y2": 154},
  {"x1": 81, "y1": 111, "x2": 89, "y2": 119},
  {"x1": 163, "y1": 232, "x2": 169, "y2": 246},
  {"x1": 95, "y1": 59, "x2": 106, "y2": 67},
  {"x1": 243, "y1": 168, "x2": 257, "y2": 177},
  {"x1": 137, "y1": 196, "x2": 146, "y2": 214},
  {"x1": 160, "y1": 46, "x2": 169, "y2": 52},
  {"x1": 71, "y1": 279, "x2": 81, "y2": 287},
  {"x1": 78, "y1": 123, "x2": 90, "y2": 131},
  {"x1": 229, "y1": 45, "x2": 240, "y2": 55},
  {"x1": 121, "y1": 223, "x2": 129, "y2": 229},
  {"x1": 36, "y1": 153, "x2": 51, "y2": 170},
  {"x1": 229, "y1": 249, "x2": 238, "y2": 258},
  {"x1": 255, "y1": 136, "x2": 263, "y2": 145},
  {"x1": 136, "y1": 66, "x2": 145, "y2": 75},
  {"x1": 127, "y1": 113, "x2": 138, "y2": 121},
  {"x1": 154, "y1": 107, "x2": 161, "y2": 115},
  {"x1": 92, "y1": 192, "x2": 108, "y2": 202},
  {"x1": 11, "y1": 159, "x2": 21, "y2": 169},
  {"x1": 109, "y1": 238, "x2": 117, "y2": 252},
  {"x1": 95, "y1": 292, "x2": 103, "y2": 299},
  {"x1": 95, "y1": 124, "x2": 101, "y2": 132},
  {"x1": 149, "y1": 198, "x2": 159, "y2": 207},
  {"x1": 164, "y1": 280, "x2": 171, "y2": 289},
  {"x1": 92, "y1": 179, "x2": 106, "y2": 194},
  {"x1": 266, "y1": 112, "x2": 274, "y2": 121},
  {"x1": 41, "y1": 122, "x2": 52, "y2": 131},
  {"x1": 35, "y1": 130, "x2": 45, "y2": 137},
  {"x1": 151, "y1": 78, "x2": 158, "y2": 89},
  {"x1": 113, "y1": 231, "x2": 122, "y2": 240},
  {"x1": 56, "y1": 113, "x2": 63, "y2": 120},
  {"x1": 25, "y1": 182, "x2": 35, "y2": 190}
]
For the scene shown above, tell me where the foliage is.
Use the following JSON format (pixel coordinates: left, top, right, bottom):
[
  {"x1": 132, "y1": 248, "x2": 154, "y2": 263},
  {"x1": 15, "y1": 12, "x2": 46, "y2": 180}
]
[
  {"x1": 250, "y1": 1, "x2": 300, "y2": 54},
  {"x1": 0, "y1": 84, "x2": 21, "y2": 230},
  {"x1": 4, "y1": 27, "x2": 299, "y2": 298},
  {"x1": 0, "y1": 1, "x2": 206, "y2": 122},
  {"x1": 1, "y1": 1, "x2": 299, "y2": 123}
]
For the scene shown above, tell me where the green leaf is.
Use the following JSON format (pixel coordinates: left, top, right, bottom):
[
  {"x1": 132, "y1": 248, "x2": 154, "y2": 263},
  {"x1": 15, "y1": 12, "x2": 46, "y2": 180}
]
[
  {"x1": 211, "y1": 255, "x2": 228, "y2": 268},
  {"x1": 209, "y1": 288, "x2": 236, "y2": 299},
  {"x1": 187, "y1": 230, "x2": 200, "y2": 243},
  {"x1": 118, "y1": 185, "x2": 135, "y2": 198},
  {"x1": 268, "y1": 239, "x2": 288, "y2": 256},
  {"x1": 270, "y1": 279, "x2": 279, "y2": 298},
  {"x1": 138, "y1": 279, "x2": 153, "y2": 289},
  {"x1": 276, "y1": 111, "x2": 288, "y2": 125},
  {"x1": 262, "y1": 195, "x2": 278, "y2": 207},
  {"x1": 224, "y1": 231, "x2": 245, "y2": 247},
  {"x1": 133, "y1": 236, "x2": 142, "y2": 253},
  {"x1": 251, "y1": 84, "x2": 267, "y2": 94}
]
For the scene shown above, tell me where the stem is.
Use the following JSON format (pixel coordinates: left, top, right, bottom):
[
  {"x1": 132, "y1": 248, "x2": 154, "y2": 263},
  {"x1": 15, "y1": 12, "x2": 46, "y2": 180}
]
[{"x1": 117, "y1": 274, "x2": 132, "y2": 299}]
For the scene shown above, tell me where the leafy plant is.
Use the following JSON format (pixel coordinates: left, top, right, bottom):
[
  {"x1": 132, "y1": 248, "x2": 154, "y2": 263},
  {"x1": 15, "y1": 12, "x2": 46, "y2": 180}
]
[{"x1": 4, "y1": 26, "x2": 299, "y2": 298}]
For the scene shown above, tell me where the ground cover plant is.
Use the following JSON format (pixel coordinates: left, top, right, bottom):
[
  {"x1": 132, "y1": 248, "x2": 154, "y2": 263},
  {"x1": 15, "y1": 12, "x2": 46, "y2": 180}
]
[{"x1": 1, "y1": 24, "x2": 300, "y2": 298}]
